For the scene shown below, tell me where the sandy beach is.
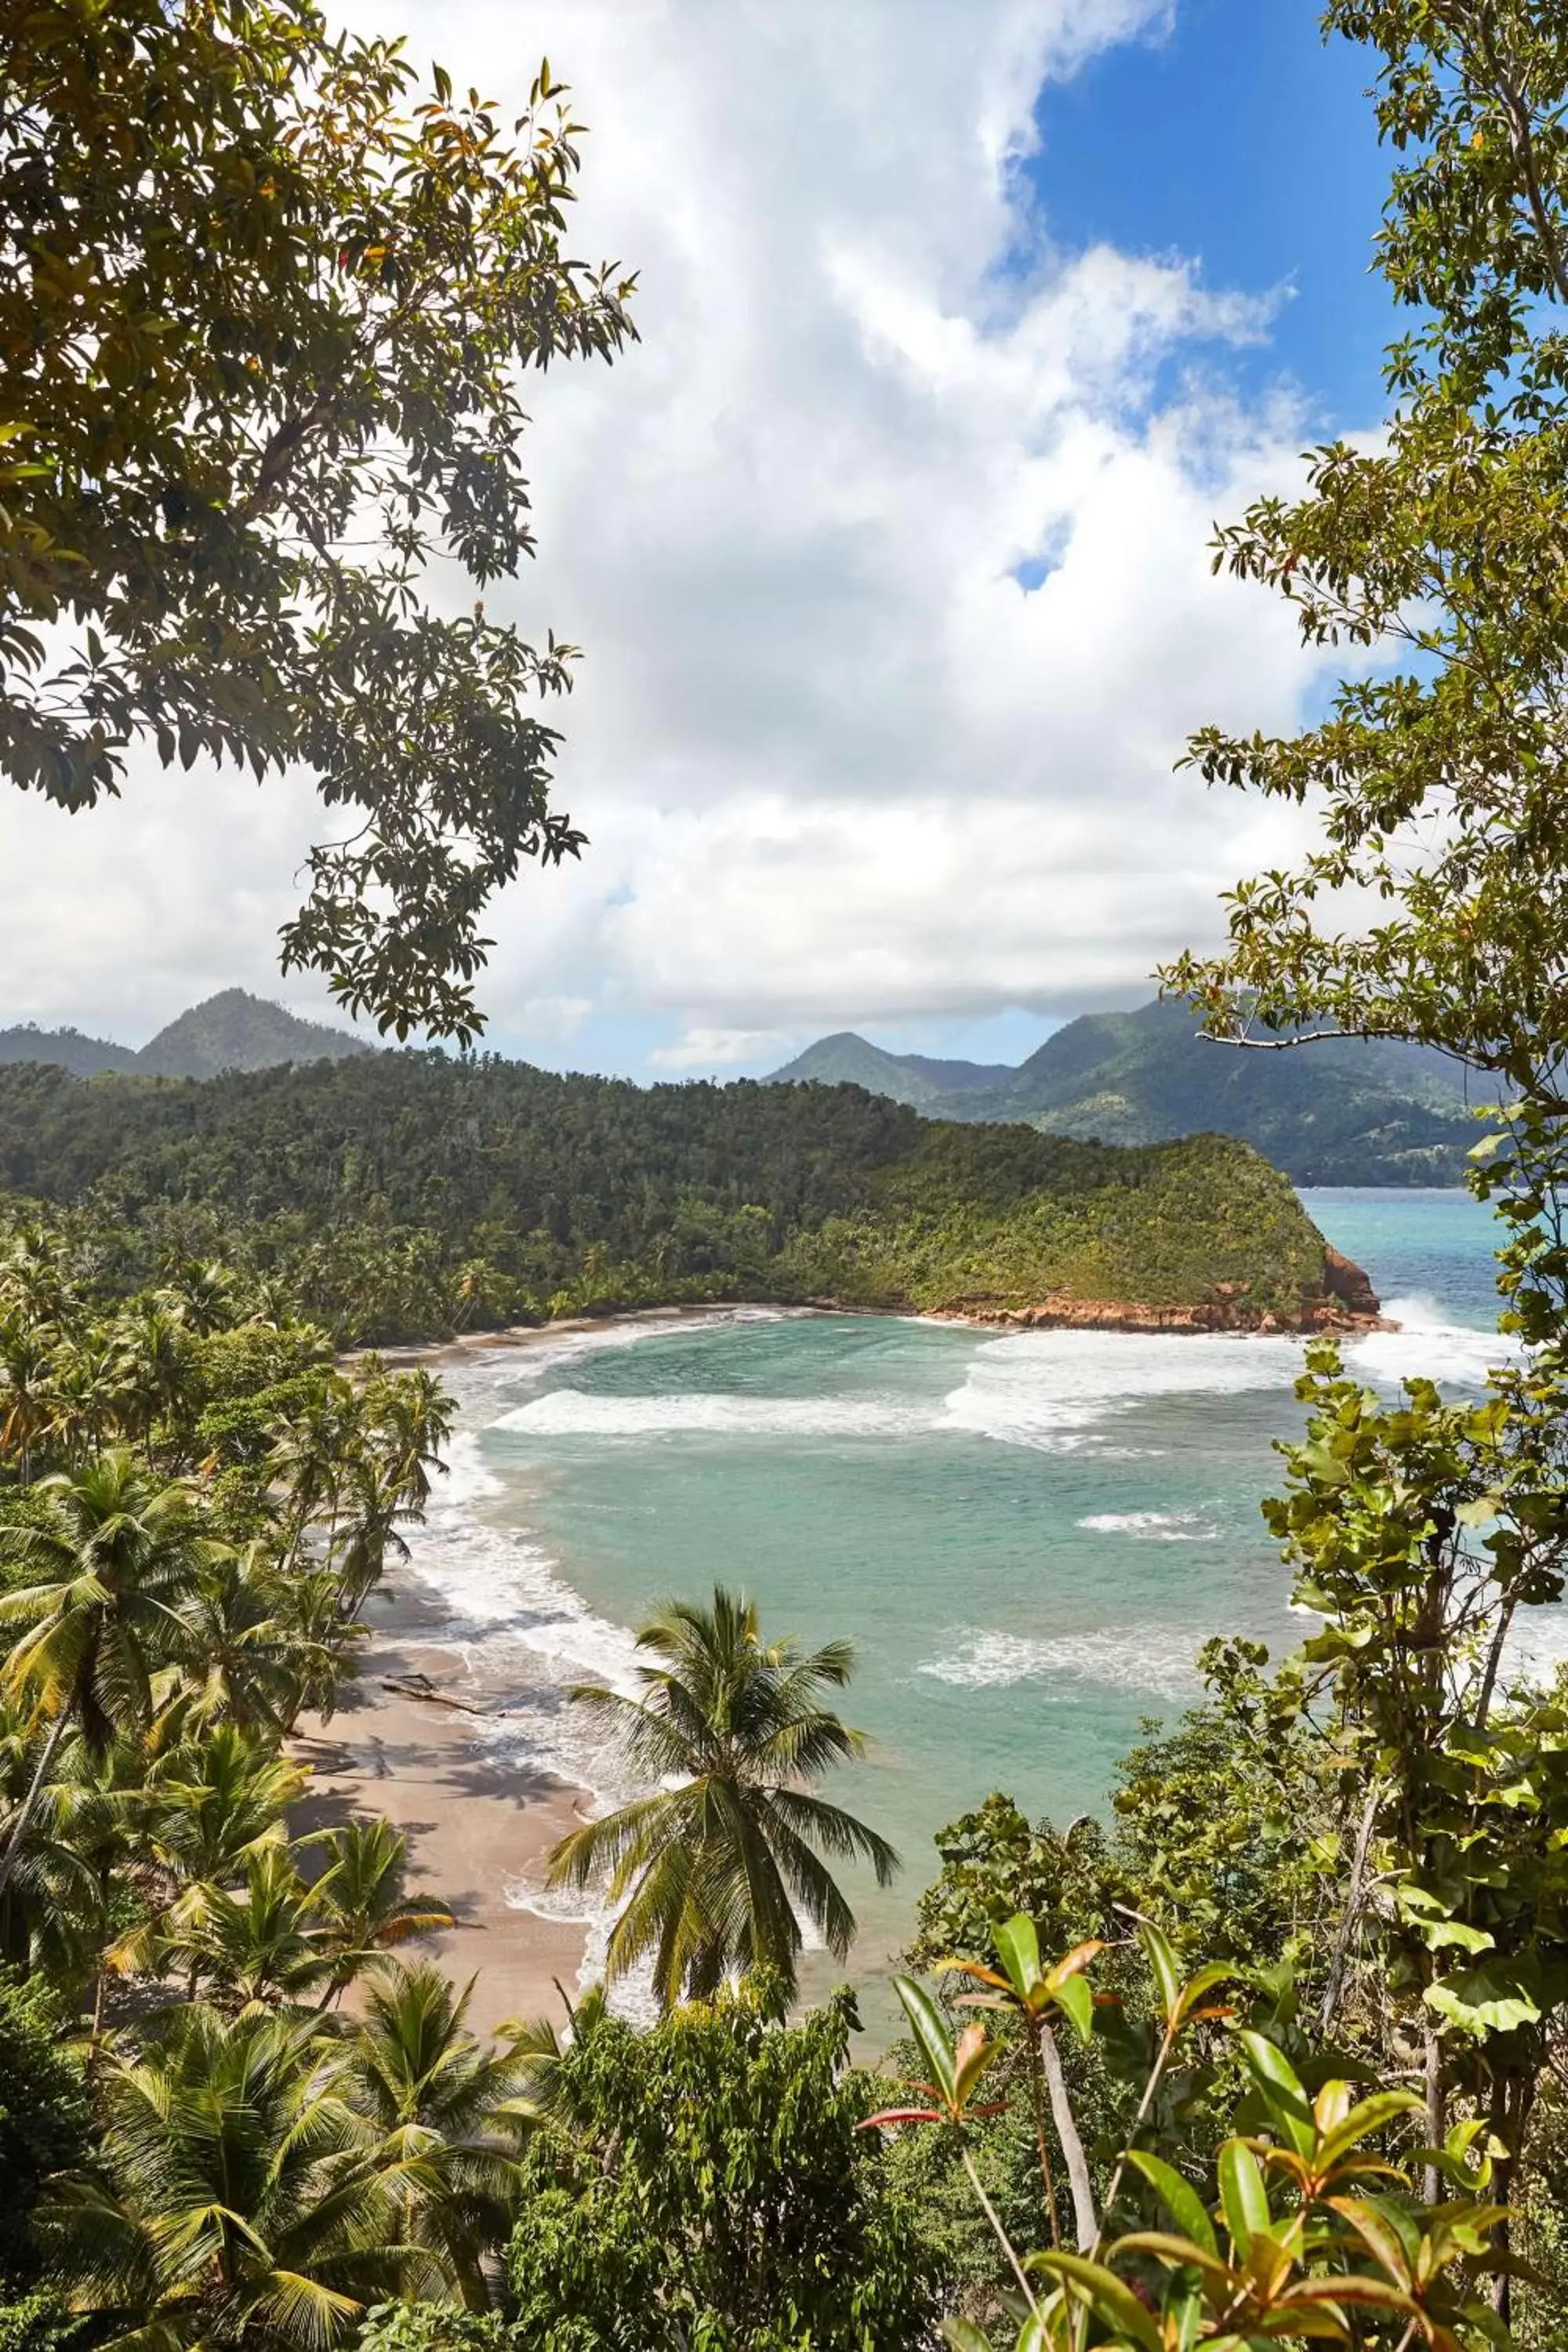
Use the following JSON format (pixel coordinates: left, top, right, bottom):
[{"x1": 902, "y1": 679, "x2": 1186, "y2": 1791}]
[{"x1": 290, "y1": 1579, "x2": 597, "y2": 2037}]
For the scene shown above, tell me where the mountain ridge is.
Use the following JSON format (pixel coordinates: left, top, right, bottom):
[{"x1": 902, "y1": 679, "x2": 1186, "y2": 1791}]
[
  {"x1": 0, "y1": 988, "x2": 372, "y2": 1080},
  {"x1": 768, "y1": 998, "x2": 1497, "y2": 1185}
]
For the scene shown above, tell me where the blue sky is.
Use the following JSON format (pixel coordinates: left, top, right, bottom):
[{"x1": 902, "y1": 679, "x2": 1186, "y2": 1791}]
[
  {"x1": 1024, "y1": 0, "x2": 1392, "y2": 427},
  {"x1": 0, "y1": 0, "x2": 1406, "y2": 1079}
]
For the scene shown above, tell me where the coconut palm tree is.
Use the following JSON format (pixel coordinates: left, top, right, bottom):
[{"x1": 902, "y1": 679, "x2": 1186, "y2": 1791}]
[
  {"x1": 176, "y1": 1543, "x2": 314, "y2": 1733},
  {"x1": 160, "y1": 1845, "x2": 335, "y2": 2013},
  {"x1": 141, "y1": 1721, "x2": 304, "y2": 1888},
  {"x1": 365, "y1": 1368, "x2": 452, "y2": 1513},
  {"x1": 38, "y1": 2002, "x2": 405, "y2": 2349},
  {"x1": 308, "y1": 1820, "x2": 455, "y2": 2008},
  {"x1": 0, "y1": 1450, "x2": 205, "y2": 1896},
  {"x1": 345, "y1": 1961, "x2": 537, "y2": 2308},
  {"x1": 547, "y1": 1586, "x2": 898, "y2": 2007},
  {"x1": 0, "y1": 1309, "x2": 57, "y2": 1484}
]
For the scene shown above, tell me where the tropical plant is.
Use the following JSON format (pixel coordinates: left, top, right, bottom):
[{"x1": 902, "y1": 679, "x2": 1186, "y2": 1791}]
[
  {"x1": 505, "y1": 1980, "x2": 943, "y2": 2350},
  {"x1": 346, "y1": 1962, "x2": 537, "y2": 2309},
  {"x1": 310, "y1": 1821, "x2": 456, "y2": 2009},
  {"x1": 159, "y1": 1844, "x2": 335, "y2": 2012},
  {"x1": 39, "y1": 2002, "x2": 405, "y2": 2350},
  {"x1": 871, "y1": 1915, "x2": 1511, "y2": 2350},
  {"x1": 548, "y1": 1584, "x2": 898, "y2": 2006},
  {"x1": 0, "y1": 1968, "x2": 91, "y2": 2308},
  {"x1": 0, "y1": 1451, "x2": 205, "y2": 1894}
]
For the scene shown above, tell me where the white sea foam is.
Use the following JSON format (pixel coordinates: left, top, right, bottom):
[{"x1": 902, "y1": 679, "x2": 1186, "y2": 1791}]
[
  {"x1": 1343, "y1": 1295, "x2": 1515, "y2": 1391},
  {"x1": 494, "y1": 1390, "x2": 924, "y2": 1440},
  {"x1": 918, "y1": 1627, "x2": 1200, "y2": 1700},
  {"x1": 938, "y1": 1327, "x2": 1303, "y2": 1452},
  {"x1": 1077, "y1": 1509, "x2": 1218, "y2": 1541}
]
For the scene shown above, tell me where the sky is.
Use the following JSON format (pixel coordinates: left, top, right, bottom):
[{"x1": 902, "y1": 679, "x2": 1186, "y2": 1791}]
[{"x1": 2, "y1": 0, "x2": 1398, "y2": 1078}]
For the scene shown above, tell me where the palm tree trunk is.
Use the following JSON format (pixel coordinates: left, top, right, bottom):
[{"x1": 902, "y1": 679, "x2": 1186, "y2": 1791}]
[{"x1": 0, "y1": 1706, "x2": 69, "y2": 1899}]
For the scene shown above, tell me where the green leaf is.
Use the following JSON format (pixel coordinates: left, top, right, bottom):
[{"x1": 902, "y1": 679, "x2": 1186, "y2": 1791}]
[
  {"x1": 1051, "y1": 1972, "x2": 1092, "y2": 2047},
  {"x1": 1326, "y1": 2195, "x2": 1414, "y2": 2289},
  {"x1": 1235, "y1": 2030, "x2": 1315, "y2": 2158},
  {"x1": 1218, "y1": 2138, "x2": 1270, "y2": 2257},
  {"x1": 1132, "y1": 1912, "x2": 1181, "y2": 2030},
  {"x1": 1027, "y1": 2251, "x2": 1163, "y2": 2352},
  {"x1": 1316, "y1": 2090, "x2": 1424, "y2": 2171},
  {"x1": 1425, "y1": 1965, "x2": 1543, "y2": 2037},
  {"x1": 891, "y1": 1976, "x2": 956, "y2": 2104},
  {"x1": 941, "y1": 2324, "x2": 996, "y2": 2352},
  {"x1": 993, "y1": 1914, "x2": 1042, "y2": 2003},
  {"x1": 1123, "y1": 2151, "x2": 1218, "y2": 2256}
]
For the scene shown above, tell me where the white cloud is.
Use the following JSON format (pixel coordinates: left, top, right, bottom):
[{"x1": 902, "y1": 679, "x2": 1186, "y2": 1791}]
[
  {"x1": 0, "y1": 0, "x2": 1346, "y2": 1068},
  {"x1": 647, "y1": 1025, "x2": 793, "y2": 1074}
]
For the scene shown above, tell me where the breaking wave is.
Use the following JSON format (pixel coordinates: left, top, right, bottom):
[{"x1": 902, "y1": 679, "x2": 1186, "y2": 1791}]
[{"x1": 917, "y1": 1627, "x2": 1201, "y2": 1701}]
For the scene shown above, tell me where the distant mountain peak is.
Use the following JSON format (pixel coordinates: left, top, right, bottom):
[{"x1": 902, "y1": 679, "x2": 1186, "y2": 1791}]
[
  {"x1": 136, "y1": 989, "x2": 371, "y2": 1080},
  {"x1": 0, "y1": 989, "x2": 373, "y2": 1081},
  {"x1": 768, "y1": 998, "x2": 1495, "y2": 1185},
  {"x1": 768, "y1": 1033, "x2": 1014, "y2": 1110}
]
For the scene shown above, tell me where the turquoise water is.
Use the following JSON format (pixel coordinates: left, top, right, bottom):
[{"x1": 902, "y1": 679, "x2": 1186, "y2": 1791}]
[{"x1": 407, "y1": 1189, "x2": 1518, "y2": 1995}]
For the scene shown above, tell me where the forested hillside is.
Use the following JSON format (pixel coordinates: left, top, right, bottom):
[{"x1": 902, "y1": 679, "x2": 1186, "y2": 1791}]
[
  {"x1": 771, "y1": 997, "x2": 1492, "y2": 1181},
  {"x1": 0, "y1": 1052, "x2": 1346, "y2": 1342}
]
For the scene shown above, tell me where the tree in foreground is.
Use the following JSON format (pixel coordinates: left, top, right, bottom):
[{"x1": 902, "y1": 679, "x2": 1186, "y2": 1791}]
[
  {"x1": 0, "y1": 1450, "x2": 204, "y2": 1894},
  {"x1": 547, "y1": 1586, "x2": 898, "y2": 2007},
  {"x1": 346, "y1": 1962, "x2": 538, "y2": 2310},
  {"x1": 0, "y1": 0, "x2": 638, "y2": 1042},
  {"x1": 503, "y1": 1982, "x2": 942, "y2": 2352},
  {"x1": 39, "y1": 2003, "x2": 403, "y2": 2351}
]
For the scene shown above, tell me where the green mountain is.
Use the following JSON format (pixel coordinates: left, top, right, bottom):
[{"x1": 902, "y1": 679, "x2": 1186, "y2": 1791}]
[
  {"x1": 0, "y1": 1022, "x2": 140, "y2": 1076},
  {"x1": 135, "y1": 989, "x2": 372, "y2": 1079},
  {"x1": 0, "y1": 989, "x2": 372, "y2": 1081},
  {"x1": 769, "y1": 999, "x2": 1495, "y2": 1185},
  {"x1": 768, "y1": 1033, "x2": 1014, "y2": 1109},
  {"x1": 0, "y1": 1052, "x2": 1372, "y2": 1343}
]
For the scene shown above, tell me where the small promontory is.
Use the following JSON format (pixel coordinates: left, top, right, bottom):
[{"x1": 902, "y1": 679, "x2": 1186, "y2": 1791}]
[{"x1": 0, "y1": 1056, "x2": 1371, "y2": 1344}]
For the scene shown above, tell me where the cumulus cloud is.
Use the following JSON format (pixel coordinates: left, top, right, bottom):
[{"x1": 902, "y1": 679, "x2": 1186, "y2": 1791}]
[{"x1": 0, "y1": 0, "x2": 1347, "y2": 1067}]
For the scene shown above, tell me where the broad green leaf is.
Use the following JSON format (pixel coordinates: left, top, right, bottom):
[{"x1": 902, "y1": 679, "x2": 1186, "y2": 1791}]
[
  {"x1": 1316, "y1": 2090, "x2": 1423, "y2": 2172},
  {"x1": 1051, "y1": 1972, "x2": 1093, "y2": 2047},
  {"x1": 891, "y1": 1975, "x2": 956, "y2": 2103},
  {"x1": 1326, "y1": 2196, "x2": 1414, "y2": 2289},
  {"x1": 1421, "y1": 1922, "x2": 1496, "y2": 1955},
  {"x1": 942, "y1": 2323, "x2": 996, "y2": 2352},
  {"x1": 1174, "y1": 1960, "x2": 1236, "y2": 2027},
  {"x1": 1027, "y1": 2251, "x2": 1163, "y2": 2352},
  {"x1": 1131, "y1": 1913, "x2": 1181, "y2": 2029},
  {"x1": 1235, "y1": 2030, "x2": 1314, "y2": 2158},
  {"x1": 993, "y1": 1914, "x2": 1042, "y2": 2002},
  {"x1": 1218, "y1": 2138, "x2": 1270, "y2": 2257},
  {"x1": 1425, "y1": 1965, "x2": 1543, "y2": 2037},
  {"x1": 1123, "y1": 2151, "x2": 1219, "y2": 2256}
]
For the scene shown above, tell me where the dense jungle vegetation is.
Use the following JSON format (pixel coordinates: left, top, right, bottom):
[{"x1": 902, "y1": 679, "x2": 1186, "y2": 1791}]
[
  {"x1": 0, "y1": 1054, "x2": 1333, "y2": 1341},
  {"x1": 9, "y1": 0, "x2": 1568, "y2": 2348}
]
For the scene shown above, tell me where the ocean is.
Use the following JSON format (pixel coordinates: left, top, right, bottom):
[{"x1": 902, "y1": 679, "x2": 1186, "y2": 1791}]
[{"x1": 401, "y1": 1185, "x2": 1525, "y2": 2002}]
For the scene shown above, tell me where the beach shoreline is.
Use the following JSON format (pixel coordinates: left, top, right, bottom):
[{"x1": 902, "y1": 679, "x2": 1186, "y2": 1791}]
[{"x1": 289, "y1": 1577, "x2": 598, "y2": 2037}]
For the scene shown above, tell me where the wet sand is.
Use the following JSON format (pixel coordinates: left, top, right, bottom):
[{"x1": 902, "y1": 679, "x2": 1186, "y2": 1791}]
[{"x1": 290, "y1": 1582, "x2": 596, "y2": 2038}]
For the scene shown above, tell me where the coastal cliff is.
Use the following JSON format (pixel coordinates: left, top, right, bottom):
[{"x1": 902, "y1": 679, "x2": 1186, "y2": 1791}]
[{"x1": 922, "y1": 1240, "x2": 1387, "y2": 1338}]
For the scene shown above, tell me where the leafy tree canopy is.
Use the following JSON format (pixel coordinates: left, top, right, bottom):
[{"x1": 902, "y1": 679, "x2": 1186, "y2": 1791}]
[
  {"x1": 1162, "y1": 2, "x2": 1568, "y2": 1102},
  {"x1": 0, "y1": 0, "x2": 637, "y2": 1041},
  {"x1": 504, "y1": 1984, "x2": 944, "y2": 2352}
]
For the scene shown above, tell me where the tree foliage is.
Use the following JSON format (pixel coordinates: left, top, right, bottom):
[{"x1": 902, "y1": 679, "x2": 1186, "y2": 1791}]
[
  {"x1": 1163, "y1": 2, "x2": 1568, "y2": 1102},
  {"x1": 0, "y1": 0, "x2": 637, "y2": 1040},
  {"x1": 548, "y1": 1588, "x2": 898, "y2": 2009},
  {"x1": 504, "y1": 1984, "x2": 943, "y2": 2352}
]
